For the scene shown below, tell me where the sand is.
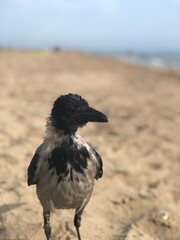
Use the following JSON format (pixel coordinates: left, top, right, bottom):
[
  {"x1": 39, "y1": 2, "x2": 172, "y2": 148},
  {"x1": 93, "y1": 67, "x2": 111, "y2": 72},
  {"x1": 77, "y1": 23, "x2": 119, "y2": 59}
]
[{"x1": 0, "y1": 50, "x2": 180, "y2": 240}]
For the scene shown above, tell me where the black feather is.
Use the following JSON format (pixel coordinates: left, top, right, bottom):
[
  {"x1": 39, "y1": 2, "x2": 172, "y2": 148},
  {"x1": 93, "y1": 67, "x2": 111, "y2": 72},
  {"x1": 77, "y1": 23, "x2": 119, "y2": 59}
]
[
  {"x1": 93, "y1": 149, "x2": 103, "y2": 180},
  {"x1": 27, "y1": 151, "x2": 39, "y2": 186},
  {"x1": 48, "y1": 139, "x2": 89, "y2": 183}
]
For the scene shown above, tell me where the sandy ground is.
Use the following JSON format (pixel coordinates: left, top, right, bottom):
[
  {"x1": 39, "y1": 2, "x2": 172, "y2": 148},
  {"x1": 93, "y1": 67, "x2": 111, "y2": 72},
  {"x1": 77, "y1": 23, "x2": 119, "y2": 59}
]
[{"x1": 0, "y1": 51, "x2": 180, "y2": 240}]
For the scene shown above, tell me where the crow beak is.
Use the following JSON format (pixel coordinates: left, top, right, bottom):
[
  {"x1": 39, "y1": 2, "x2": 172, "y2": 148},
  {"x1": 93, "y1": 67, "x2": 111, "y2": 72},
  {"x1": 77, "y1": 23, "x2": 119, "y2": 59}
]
[{"x1": 79, "y1": 107, "x2": 108, "y2": 123}]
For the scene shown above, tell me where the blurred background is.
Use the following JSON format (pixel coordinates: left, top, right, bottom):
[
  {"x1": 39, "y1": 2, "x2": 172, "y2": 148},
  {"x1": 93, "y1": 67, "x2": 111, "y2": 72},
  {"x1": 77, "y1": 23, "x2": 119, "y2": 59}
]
[
  {"x1": 1, "y1": 0, "x2": 180, "y2": 68},
  {"x1": 0, "y1": 1, "x2": 180, "y2": 240}
]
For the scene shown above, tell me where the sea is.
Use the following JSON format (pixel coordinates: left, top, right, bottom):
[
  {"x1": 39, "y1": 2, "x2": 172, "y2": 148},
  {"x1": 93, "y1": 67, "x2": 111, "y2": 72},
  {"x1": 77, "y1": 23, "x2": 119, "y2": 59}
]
[{"x1": 103, "y1": 51, "x2": 180, "y2": 70}]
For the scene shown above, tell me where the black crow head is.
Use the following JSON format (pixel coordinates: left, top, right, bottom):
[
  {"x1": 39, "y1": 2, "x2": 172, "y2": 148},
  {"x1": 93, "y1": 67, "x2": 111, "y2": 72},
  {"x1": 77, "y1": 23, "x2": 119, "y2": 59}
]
[{"x1": 50, "y1": 93, "x2": 108, "y2": 134}]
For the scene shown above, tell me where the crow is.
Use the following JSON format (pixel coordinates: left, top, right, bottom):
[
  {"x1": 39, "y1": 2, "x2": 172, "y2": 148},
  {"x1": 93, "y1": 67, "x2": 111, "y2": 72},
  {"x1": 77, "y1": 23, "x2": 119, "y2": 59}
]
[{"x1": 27, "y1": 93, "x2": 108, "y2": 240}]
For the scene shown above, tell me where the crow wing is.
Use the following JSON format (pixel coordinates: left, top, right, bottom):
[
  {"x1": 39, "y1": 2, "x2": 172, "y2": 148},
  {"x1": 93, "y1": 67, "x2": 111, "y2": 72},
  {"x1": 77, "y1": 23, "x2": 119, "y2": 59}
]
[
  {"x1": 27, "y1": 145, "x2": 42, "y2": 186},
  {"x1": 93, "y1": 149, "x2": 103, "y2": 180}
]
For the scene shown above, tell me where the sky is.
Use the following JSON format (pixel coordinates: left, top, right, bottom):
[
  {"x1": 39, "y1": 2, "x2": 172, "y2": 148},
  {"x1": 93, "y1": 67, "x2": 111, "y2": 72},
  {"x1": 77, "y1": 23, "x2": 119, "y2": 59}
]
[{"x1": 1, "y1": 0, "x2": 180, "y2": 53}]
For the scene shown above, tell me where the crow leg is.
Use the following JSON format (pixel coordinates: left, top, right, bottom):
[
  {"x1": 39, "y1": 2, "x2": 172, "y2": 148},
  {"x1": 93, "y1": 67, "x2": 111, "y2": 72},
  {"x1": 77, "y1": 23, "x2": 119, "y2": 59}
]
[
  {"x1": 74, "y1": 209, "x2": 84, "y2": 240},
  {"x1": 43, "y1": 210, "x2": 51, "y2": 240}
]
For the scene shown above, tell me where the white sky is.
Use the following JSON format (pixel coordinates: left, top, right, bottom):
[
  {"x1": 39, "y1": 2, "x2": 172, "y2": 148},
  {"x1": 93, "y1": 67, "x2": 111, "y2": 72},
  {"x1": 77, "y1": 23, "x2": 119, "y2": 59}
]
[{"x1": 1, "y1": 0, "x2": 180, "y2": 52}]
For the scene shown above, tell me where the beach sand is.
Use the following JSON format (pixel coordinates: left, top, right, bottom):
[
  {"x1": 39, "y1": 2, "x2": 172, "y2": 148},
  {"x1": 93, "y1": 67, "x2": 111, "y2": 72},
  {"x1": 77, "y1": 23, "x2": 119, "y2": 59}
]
[{"x1": 0, "y1": 51, "x2": 180, "y2": 240}]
